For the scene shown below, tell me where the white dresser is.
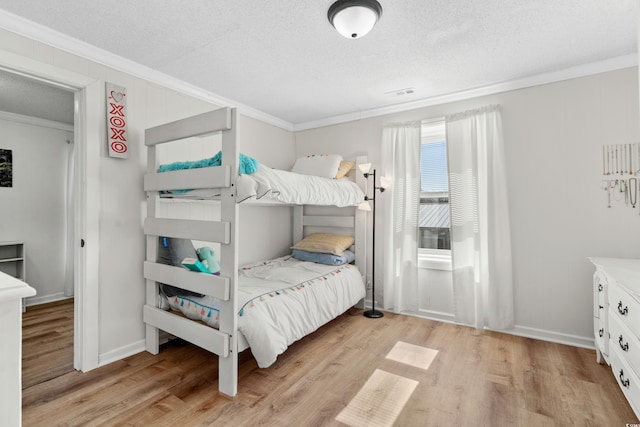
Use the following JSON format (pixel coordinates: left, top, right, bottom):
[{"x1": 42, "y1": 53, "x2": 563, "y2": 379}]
[
  {"x1": 590, "y1": 257, "x2": 640, "y2": 419},
  {"x1": 0, "y1": 271, "x2": 36, "y2": 427}
]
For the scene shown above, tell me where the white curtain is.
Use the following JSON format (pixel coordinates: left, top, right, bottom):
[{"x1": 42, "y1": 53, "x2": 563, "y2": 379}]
[
  {"x1": 64, "y1": 139, "x2": 75, "y2": 297},
  {"x1": 446, "y1": 105, "x2": 513, "y2": 330},
  {"x1": 381, "y1": 122, "x2": 421, "y2": 312}
]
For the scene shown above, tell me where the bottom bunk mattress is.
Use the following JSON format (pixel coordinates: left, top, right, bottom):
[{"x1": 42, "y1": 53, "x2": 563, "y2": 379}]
[{"x1": 160, "y1": 255, "x2": 365, "y2": 368}]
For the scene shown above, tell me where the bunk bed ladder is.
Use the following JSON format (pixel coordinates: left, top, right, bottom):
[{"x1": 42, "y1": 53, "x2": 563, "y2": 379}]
[{"x1": 143, "y1": 107, "x2": 240, "y2": 398}]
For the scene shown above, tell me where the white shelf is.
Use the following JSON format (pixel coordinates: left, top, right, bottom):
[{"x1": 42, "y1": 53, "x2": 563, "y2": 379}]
[{"x1": 0, "y1": 257, "x2": 23, "y2": 263}]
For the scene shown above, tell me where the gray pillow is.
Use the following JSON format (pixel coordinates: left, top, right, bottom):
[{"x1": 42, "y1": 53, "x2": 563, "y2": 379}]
[{"x1": 157, "y1": 237, "x2": 204, "y2": 298}]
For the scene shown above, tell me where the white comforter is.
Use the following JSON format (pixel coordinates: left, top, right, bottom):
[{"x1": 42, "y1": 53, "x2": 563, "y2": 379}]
[
  {"x1": 164, "y1": 164, "x2": 365, "y2": 207},
  {"x1": 162, "y1": 256, "x2": 365, "y2": 367},
  {"x1": 237, "y1": 166, "x2": 364, "y2": 207}
]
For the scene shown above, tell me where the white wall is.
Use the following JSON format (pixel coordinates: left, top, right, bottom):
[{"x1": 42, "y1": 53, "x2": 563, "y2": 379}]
[
  {"x1": 0, "y1": 118, "x2": 72, "y2": 301},
  {"x1": 236, "y1": 114, "x2": 297, "y2": 264},
  {"x1": 295, "y1": 67, "x2": 640, "y2": 346}
]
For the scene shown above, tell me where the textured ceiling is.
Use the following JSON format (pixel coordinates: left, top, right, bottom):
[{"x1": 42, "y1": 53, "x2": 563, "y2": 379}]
[{"x1": 0, "y1": 0, "x2": 636, "y2": 127}]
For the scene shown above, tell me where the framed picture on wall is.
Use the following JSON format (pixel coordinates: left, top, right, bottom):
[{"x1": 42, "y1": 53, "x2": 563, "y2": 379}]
[{"x1": 0, "y1": 149, "x2": 12, "y2": 187}]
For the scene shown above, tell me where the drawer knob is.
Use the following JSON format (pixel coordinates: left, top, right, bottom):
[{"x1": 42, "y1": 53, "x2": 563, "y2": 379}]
[
  {"x1": 618, "y1": 301, "x2": 629, "y2": 316},
  {"x1": 599, "y1": 328, "x2": 604, "y2": 337},
  {"x1": 598, "y1": 284, "x2": 603, "y2": 292},
  {"x1": 619, "y1": 335, "x2": 629, "y2": 351},
  {"x1": 620, "y1": 369, "x2": 631, "y2": 388}
]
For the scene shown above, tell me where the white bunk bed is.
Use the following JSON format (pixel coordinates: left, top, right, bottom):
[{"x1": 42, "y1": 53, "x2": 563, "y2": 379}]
[{"x1": 143, "y1": 107, "x2": 367, "y2": 397}]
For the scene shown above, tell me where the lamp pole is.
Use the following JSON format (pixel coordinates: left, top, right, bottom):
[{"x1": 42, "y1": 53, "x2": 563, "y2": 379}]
[{"x1": 364, "y1": 169, "x2": 383, "y2": 318}]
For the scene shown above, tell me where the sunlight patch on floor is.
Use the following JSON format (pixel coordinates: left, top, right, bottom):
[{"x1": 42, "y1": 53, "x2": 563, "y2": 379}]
[
  {"x1": 385, "y1": 341, "x2": 439, "y2": 370},
  {"x1": 335, "y1": 369, "x2": 418, "y2": 427}
]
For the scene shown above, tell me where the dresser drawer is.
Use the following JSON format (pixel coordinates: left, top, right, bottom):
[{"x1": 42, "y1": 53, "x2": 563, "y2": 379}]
[
  {"x1": 611, "y1": 345, "x2": 640, "y2": 416},
  {"x1": 609, "y1": 311, "x2": 640, "y2": 376},
  {"x1": 609, "y1": 282, "x2": 640, "y2": 338}
]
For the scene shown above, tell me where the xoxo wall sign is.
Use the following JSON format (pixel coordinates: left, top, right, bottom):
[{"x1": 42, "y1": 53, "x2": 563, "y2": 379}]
[{"x1": 106, "y1": 82, "x2": 128, "y2": 159}]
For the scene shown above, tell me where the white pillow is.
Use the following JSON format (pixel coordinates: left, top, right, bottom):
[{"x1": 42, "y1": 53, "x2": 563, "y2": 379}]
[{"x1": 291, "y1": 154, "x2": 343, "y2": 179}]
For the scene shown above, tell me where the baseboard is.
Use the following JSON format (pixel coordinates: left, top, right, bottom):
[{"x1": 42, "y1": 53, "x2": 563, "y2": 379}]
[
  {"x1": 98, "y1": 332, "x2": 173, "y2": 367},
  {"x1": 506, "y1": 325, "x2": 595, "y2": 350},
  {"x1": 98, "y1": 340, "x2": 146, "y2": 367},
  {"x1": 25, "y1": 292, "x2": 71, "y2": 306},
  {"x1": 401, "y1": 309, "x2": 457, "y2": 324},
  {"x1": 399, "y1": 310, "x2": 595, "y2": 350}
]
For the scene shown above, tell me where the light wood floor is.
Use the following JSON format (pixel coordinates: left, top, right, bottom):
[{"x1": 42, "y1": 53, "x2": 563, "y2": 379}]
[
  {"x1": 22, "y1": 308, "x2": 637, "y2": 426},
  {"x1": 22, "y1": 298, "x2": 74, "y2": 389}
]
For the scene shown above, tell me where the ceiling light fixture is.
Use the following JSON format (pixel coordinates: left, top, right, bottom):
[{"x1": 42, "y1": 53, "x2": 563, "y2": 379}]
[{"x1": 328, "y1": 0, "x2": 383, "y2": 39}]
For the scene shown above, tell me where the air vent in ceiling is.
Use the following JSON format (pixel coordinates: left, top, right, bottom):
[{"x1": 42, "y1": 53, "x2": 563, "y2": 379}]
[{"x1": 384, "y1": 87, "x2": 415, "y2": 96}]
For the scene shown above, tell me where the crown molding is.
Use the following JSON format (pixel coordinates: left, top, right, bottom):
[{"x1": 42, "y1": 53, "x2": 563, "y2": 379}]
[
  {"x1": 0, "y1": 10, "x2": 294, "y2": 132},
  {"x1": 0, "y1": 110, "x2": 73, "y2": 132},
  {"x1": 293, "y1": 53, "x2": 638, "y2": 131}
]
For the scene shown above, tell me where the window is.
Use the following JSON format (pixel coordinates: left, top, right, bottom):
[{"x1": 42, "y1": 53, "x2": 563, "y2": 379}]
[{"x1": 419, "y1": 120, "x2": 450, "y2": 252}]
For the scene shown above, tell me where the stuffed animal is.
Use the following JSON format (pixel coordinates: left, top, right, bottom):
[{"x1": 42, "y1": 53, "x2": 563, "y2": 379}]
[{"x1": 196, "y1": 247, "x2": 221, "y2": 275}]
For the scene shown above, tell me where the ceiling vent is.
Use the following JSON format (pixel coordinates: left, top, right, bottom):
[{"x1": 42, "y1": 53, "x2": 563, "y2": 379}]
[{"x1": 385, "y1": 87, "x2": 415, "y2": 96}]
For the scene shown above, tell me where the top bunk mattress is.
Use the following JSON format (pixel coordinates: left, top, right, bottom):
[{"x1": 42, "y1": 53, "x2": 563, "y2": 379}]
[{"x1": 162, "y1": 164, "x2": 365, "y2": 207}]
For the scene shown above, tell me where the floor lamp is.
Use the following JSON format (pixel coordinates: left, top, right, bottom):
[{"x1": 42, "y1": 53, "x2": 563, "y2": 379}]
[{"x1": 358, "y1": 163, "x2": 390, "y2": 319}]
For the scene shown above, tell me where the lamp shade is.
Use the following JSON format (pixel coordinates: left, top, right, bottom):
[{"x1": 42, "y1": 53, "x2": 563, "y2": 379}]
[
  {"x1": 328, "y1": 0, "x2": 383, "y2": 39},
  {"x1": 380, "y1": 176, "x2": 392, "y2": 189},
  {"x1": 358, "y1": 162, "x2": 372, "y2": 174}
]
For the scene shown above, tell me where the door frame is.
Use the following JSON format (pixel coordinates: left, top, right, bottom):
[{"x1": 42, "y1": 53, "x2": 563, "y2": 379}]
[{"x1": 0, "y1": 49, "x2": 100, "y2": 371}]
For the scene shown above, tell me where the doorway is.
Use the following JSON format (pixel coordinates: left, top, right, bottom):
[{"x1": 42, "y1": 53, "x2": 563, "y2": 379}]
[
  {"x1": 0, "y1": 50, "x2": 101, "y2": 374},
  {"x1": 0, "y1": 69, "x2": 76, "y2": 387}
]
